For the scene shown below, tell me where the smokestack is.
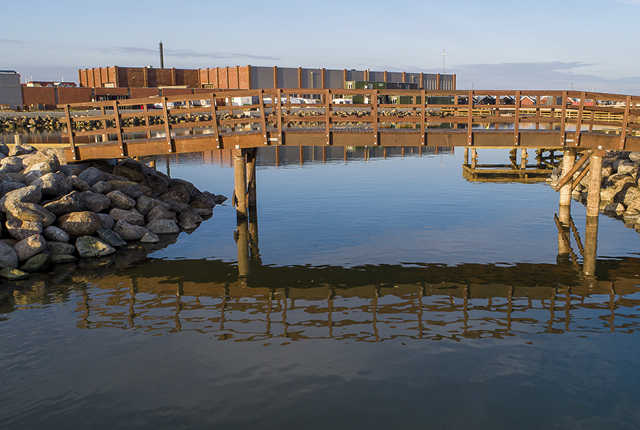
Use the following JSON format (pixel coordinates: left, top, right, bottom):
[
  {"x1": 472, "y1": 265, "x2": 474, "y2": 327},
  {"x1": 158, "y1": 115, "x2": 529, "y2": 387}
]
[{"x1": 159, "y1": 41, "x2": 164, "y2": 68}]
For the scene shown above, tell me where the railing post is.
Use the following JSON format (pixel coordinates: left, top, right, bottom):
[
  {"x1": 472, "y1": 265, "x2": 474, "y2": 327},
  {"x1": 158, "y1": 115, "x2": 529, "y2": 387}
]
[
  {"x1": 63, "y1": 104, "x2": 78, "y2": 161},
  {"x1": 100, "y1": 105, "x2": 108, "y2": 142},
  {"x1": 143, "y1": 103, "x2": 151, "y2": 139},
  {"x1": 620, "y1": 95, "x2": 631, "y2": 150},
  {"x1": 560, "y1": 91, "x2": 567, "y2": 145},
  {"x1": 514, "y1": 90, "x2": 521, "y2": 146},
  {"x1": 324, "y1": 89, "x2": 331, "y2": 145},
  {"x1": 276, "y1": 88, "x2": 283, "y2": 145},
  {"x1": 162, "y1": 97, "x2": 173, "y2": 153},
  {"x1": 112, "y1": 100, "x2": 127, "y2": 157},
  {"x1": 210, "y1": 92, "x2": 221, "y2": 148},
  {"x1": 575, "y1": 91, "x2": 585, "y2": 147},
  {"x1": 421, "y1": 89, "x2": 426, "y2": 145},
  {"x1": 258, "y1": 90, "x2": 268, "y2": 145},
  {"x1": 372, "y1": 90, "x2": 379, "y2": 145},
  {"x1": 467, "y1": 90, "x2": 473, "y2": 146}
]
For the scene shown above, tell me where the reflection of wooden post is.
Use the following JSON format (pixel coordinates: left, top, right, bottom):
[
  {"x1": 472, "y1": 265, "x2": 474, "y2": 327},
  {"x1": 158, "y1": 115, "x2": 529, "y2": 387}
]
[
  {"x1": 471, "y1": 148, "x2": 478, "y2": 169},
  {"x1": 236, "y1": 219, "x2": 250, "y2": 278},
  {"x1": 464, "y1": 147, "x2": 469, "y2": 165},
  {"x1": 586, "y1": 151, "x2": 603, "y2": 218},
  {"x1": 233, "y1": 149, "x2": 248, "y2": 220},
  {"x1": 559, "y1": 150, "x2": 576, "y2": 206},
  {"x1": 583, "y1": 215, "x2": 598, "y2": 277},
  {"x1": 520, "y1": 148, "x2": 528, "y2": 169},
  {"x1": 557, "y1": 204, "x2": 571, "y2": 260}
]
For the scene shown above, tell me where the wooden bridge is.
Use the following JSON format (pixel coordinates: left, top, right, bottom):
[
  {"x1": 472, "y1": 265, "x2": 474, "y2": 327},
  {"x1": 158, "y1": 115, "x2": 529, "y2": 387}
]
[{"x1": 58, "y1": 87, "x2": 640, "y2": 220}]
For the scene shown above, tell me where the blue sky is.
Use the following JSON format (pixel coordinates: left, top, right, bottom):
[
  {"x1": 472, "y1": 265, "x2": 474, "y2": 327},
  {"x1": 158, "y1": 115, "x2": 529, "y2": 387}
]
[{"x1": 2, "y1": 0, "x2": 640, "y2": 93}]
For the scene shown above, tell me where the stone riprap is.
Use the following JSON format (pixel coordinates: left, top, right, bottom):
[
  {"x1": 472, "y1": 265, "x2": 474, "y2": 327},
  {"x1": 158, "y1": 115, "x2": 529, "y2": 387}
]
[
  {"x1": 0, "y1": 144, "x2": 226, "y2": 280},
  {"x1": 551, "y1": 151, "x2": 640, "y2": 229}
]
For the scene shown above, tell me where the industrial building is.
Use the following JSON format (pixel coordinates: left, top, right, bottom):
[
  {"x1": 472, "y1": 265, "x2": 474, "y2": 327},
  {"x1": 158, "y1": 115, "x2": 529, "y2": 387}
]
[
  {"x1": 0, "y1": 70, "x2": 23, "y2": 109},
  {"x1": 78, "y1": 65, "x2": 456, "y2": 91}
]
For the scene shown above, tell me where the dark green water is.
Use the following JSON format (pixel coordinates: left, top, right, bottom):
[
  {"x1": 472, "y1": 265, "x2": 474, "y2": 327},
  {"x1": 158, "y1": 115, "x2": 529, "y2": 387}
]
[{"x1": 2, "y1": 147, "x2": 640, "y2": 429}]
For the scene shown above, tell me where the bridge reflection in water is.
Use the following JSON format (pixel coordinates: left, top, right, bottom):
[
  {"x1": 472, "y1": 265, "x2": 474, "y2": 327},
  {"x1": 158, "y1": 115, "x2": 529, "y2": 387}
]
[{"x1": 5, "y1": 203, "x2": 640, "y2": 342}]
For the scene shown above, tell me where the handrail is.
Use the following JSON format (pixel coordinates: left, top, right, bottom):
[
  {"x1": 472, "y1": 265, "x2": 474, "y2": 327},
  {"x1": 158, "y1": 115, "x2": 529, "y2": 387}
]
[{"x1": 59, "y1": 88, "x2": 640, "y2": 159}]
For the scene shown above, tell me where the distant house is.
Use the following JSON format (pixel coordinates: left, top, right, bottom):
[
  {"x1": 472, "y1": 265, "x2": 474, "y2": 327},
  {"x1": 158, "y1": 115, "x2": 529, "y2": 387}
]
[
  {"x1": 478, "y1": 95, "x2": 496, "y2": 105},
  {"x1": 520, "y1": 96, "x2": 537, "y2": 106},
  {"x1": 26, "y1": 81, "x2": 77, "y2": 88}
]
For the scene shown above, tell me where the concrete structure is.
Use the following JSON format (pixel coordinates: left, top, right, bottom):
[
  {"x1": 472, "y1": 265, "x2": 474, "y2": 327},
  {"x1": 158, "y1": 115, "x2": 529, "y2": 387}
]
[
  {"x1": 0, "y1": 70, "x2": 23, "y2": 109},
  {"x1": 79, "y1": 65, "x2": 456, "y2": 91}
]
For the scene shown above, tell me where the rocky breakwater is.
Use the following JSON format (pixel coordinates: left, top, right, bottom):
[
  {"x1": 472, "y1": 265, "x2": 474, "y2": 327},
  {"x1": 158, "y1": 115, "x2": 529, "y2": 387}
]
[
  {"x1": 0, "y1": 144, "x2": 226, "y2": 281},
  {"x1": 551, "y1": 151, "x2": 640, "y2": 229}
]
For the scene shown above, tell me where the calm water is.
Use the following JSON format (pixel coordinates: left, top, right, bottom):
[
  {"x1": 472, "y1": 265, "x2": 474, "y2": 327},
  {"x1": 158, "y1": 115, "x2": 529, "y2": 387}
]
[{"x1": 2, "y1": 146, "x2": 640, "y2": 429}]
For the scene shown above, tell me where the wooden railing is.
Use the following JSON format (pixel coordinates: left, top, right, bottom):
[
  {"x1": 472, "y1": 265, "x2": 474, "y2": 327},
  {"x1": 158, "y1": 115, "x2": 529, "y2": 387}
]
[{"x1": 58, "y1": 89, "x2": 640, "y2": 160}]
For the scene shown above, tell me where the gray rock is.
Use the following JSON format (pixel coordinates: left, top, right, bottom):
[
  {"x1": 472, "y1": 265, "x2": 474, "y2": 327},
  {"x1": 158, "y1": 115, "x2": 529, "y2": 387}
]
[
  {"x1": 193, "y1": 207, "x2": 213, "y2": 218},
  {"x1": 0, "y1": 181, "x2": 25, "y2": 195},
  {"x1": 109, "y1": 208, "x2": 145, "y2": 226},
  {"x1": 47, "y1": 241, "x2": 75, "y2": 255},
  {"x1": 43, "y1": 225, "x2": 70, "y2": 242},
  {"x1": 136, "y1": 195, "x2": 168, "y2": 216},
  {"x1": 0, "y1": 143, "x2": 8, "y2": 156},
  {"x1": 5, "y1": 202, "x2": 55, "y2": 227},
  {"x1": 78, "y1": 166, "x2": 108, "y2": 186},
  {"x1": 113, "y1": 159, "x2": 145, "y2": 182},
  {"x1": 113, "y1": 220, "x2": 147, "y2": 241},
  {"x1": 190, "y1": 193, "x2": 216, "y2": 209},
  {"x1": 1, "y1": 185, "x2": 41, "y2": 209},
  {"x1": 108, "y1": 180, "x2": 150, "y2": 198},
  {"x1": 0, "y1": 267, "x2": 28, "y2": 280},
  {"x1": 69, "y1": 175, "x2": 90, "y2": 191},
  {"x1": 43, "y1": 191, "x2": 83, "y2": 215},
  {"x1": 80, "y1": 191, "x2": 111, "y2": 213},
  {"x1": 107, "y1": 190, "x2": 136, "y2": 209},
  {"x1": 146, "y1": 218, "x2": 180, "y2": 234},
  {"x1": 96, "y1": 213, "x2": 115, "y2": 230},
  {"x1": 618, "y1": 161, "x2": 637, "y2": 175},
  {"x1": 5, "y1": 219, "x2": 42, "y2": 240},
  {"x1": 207, "y1": 192, "x2": 227, "y2": 205},
  {"x1": 146, "y1": 205, "x2": 176, "y2": 222},
  {"x1": 0, "y1": 241, "x2": 18, "y2": 268},
  {"x1": 21, "y1": 252, "x2": 50, "y2": 272},
  {"x1": 33, "y1": 172, "x2": 71, "y2": 198},
  {"x1": 160, "y1": 187, "x2": 191, "y2": 204},
  {"x1": 57, "y1": 211, "x2": 101, "y2": 236},
  {"x1": 140, "y1": 231, "x2": 160, "y2": 243},
  {"x1": 145, "y1": 170, "x2": 170, "y2": 196},
  {"x1": 169, "y1": 178, "x2": 200, "y2": 198},
  {"x1": 75, "y1": 236, "x2": 116, "y2": 258},
  {"x1": 51, "y1": 254, "x2": 77, "y2": 264},
  {"x1": 178, "y1": 208, "x2": 202, "y2": 230},
  {"x1": 0, "y1": 157, "x2": 23, "y2": 173},
  {"x1": 14, "y1": 234, "x2": 46, "y2": 261},
  {"x1": 629, "y1": 152, "x2": 640, "y2": 163},
  {"x1": 96, "y1": 228, "x2": 127, "y2": 247},
  {"x1": 9, "y1": 144, "x2": 36, "y2": 156},
  {"x1": 91, "y1": 180, "x2": 112, "y2": 194}
]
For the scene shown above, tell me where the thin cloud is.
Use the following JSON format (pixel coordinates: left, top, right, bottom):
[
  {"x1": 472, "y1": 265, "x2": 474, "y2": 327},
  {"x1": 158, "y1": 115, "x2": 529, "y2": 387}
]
[
  {"x1": 0, "y1": 39, "x2": 24, "y2": 45},
  {"x1": 106, "y1": 46, "x2": 280, "y2": 61}
]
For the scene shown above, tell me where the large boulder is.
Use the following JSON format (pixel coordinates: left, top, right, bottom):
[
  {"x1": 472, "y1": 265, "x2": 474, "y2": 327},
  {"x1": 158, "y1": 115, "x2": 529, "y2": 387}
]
[
  {"x1": 113, "y1": 220, "x2": 147, "y2": 241},
  {"x1": 0, "y1": 241, "x2": 18, "y2": 268},
  {"x1": 47, "y1": 241, "x2": 76, "y2": 255},
  {"x1": 43, "y1": 191, "x2": 83, "y2": 215},
  {"x1": 5, "y1": 202, "x2": 55, "y2": 227},
  {"x1": 43, "y1": 225, "x2": 70, "y2": 242},
  {"x1": 5, "y1": 219, "x2": 42, "y2": 240},
  {"x1": 78, "y1": 166, "x2": 107, "y2": 186},
  {"x1": 106, "y1": 190, "x2": 136, "y2": 210},
  {"x1": 91, "y1": 180, "x2": 112, "y2": 194},
  {"x1": 140, "y1": 231, "x2": 160, "y2": 243},
  {"x1": 57, "y1": 211, "x2": 101, "y2": 236},
  {"x1": 21, "y1": 150, "x2": 60, "y2": 175},
  {"x1": 113, "y1": 159, "x2": 145, "y2": 182},
  {"x1": 32, "y1": 172, "x2": 71, "y2": 198},
  {"x1": 108, "y1": 180, "x2": 151, "y2": 199},
  {"x1": 146, "y1": 205, "x2": 176, "y2": 222},
  {"x1": 146, "y1": 218, "x2": 180, "y2": 234},
  {"x1": 68, "y1": 175, "x2": 90, "y2": 191},
  {"x1": 96, "y1": 228, "x2": 127, "y2": 247},
  {"x1": 0, "y1": 181, "x2": 26, "y2": 195},
  {"x1": 190, "y1": 193, "x2": 216, "y2": 209},
  {"x1": 629, "y1": 152, "x2": 640, "y2": 163},
  {"x1": 136, "y1": 195, "x2": 168, "y2": 216},
  {"x1": 96, "y1": 213, "x2": 115, "y2": 230},
  {"x1": 80, "y1": 191, "x2": 111, "y2": 213},
  {"x1": 109, "y1": 208, "x2": 145, "y2": 226},
  {"x1": 0, "y1": 157, "x2": 23, "y2": 174},
  {"x1": 1, "y1": 185, "x2": 42, "y2": 209},
  {"x1": 178, "y1": 208, "x2": 202, "y2": 230},
  {"x1": 75, "y1": 236, "x2": 116, "y2": 258},
  {"x1": 160, "y1": 187, "x2": 191, "y2": 204},
  {"x1": 9, "y1": 144, "x2": 36, "y2": 156},
  {"x1": 51, "y1": 254, "x2": 77, "y2": 264},
  {"x1": 21, "y1": 253, "x2": 50, "y2": 272},
  {"x1": 14, "y1": 234, "x2": 47, "y2": 261}
]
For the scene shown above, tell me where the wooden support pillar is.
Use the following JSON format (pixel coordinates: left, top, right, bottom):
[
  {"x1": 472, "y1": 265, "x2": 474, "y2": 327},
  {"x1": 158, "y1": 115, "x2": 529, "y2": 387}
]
[
  {"x1": 236, "y1": 219, "x2": 250, "y2": 278},
  {"x1": 586, "y1": 151, "x2": 603, "y2": 218},
  {"x1": 557, "y1": 204, "x2": 571, "y2": 260},
  {"x1": 246, "y1": 148, "x2": 257, "y2": 215},
  {"x1": 13, "y1": 134, "x2": 21, "y2": 145},
  {"x1": 520, "y1": 148, "x2": 528, "y2": 170},
  {"x1": 559, "y1": 150, "x2": 576, "y2": 206},
  {"x1": 471, "y1": 148, "x2": 478, "y2": 169},
  {"x1": 233, "y1": 149, "x2": 248, "y2": 220},
  {"x1": 464, "y1": 147, "x2": 469, "y2": 165},
  {"x1": 583, "y1": 215, "x2": 598, "y2": 277}
]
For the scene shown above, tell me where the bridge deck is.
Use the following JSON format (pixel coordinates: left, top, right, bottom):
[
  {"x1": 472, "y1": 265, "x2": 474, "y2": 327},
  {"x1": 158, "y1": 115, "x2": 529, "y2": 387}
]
[{"x1": 57, "y1": 88, "x2": 640, "y2": 161}]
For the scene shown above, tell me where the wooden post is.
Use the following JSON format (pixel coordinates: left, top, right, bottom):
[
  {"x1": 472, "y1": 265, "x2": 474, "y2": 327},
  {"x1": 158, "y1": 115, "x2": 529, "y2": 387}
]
[
  {"x1": 421, "y1": 89, "x2": 426, "y2": 145},
  {"x1": 324, "y1": 89, "x2": 331, "y2": 145},
  {"x1": 13, "y1": 134, "x2": 21, "y2": 145},
  {"x1": 143, "y1": 103, "x2": 151, "y2": 139},
  {"x1": 557, "y1": 200, "x2": 571, "y2": 261},
  {"x1": 162, "y1": 97, "x2": 173, "y2": 152},
  {"x1": 560, "y1": 91, "x2": 567, "y2": 145},
  {"x1": 520, "y1": 148, "x2": 528, "y2": 170},
  {"x1": 112, "y1": 100, "x2": 126, "y2": 157},
  {"x1": 620, "y1": 95, "x2": 631, "y2": 150},
  {"x1": 258, "y1": 90, "x2": 268, "y2": 145},
  {"x1": 559, "y1": 150, "x2": 576, "y2": 206},
  {"x1": 233, "y1": 149, "x2": 248, "y2": 220},
  {"x1": 586, "y1": 151, "x2": 603, "y2": 218},
  {"x1": 372, "y1": 89, "x2": 378, "y2": 145},
  {"x1": 321, "y1": 68, "x2": 326, "y2": 89},
  {"x1": 272, "y1": 66, "x2": 278, "y2": 89},
  {"x1": 514, "y1": 90, "x2": 521, "y2": 145},
  {"x1": 246, "y1": 148, "x2": 257, "y2": 215},
  {"x1": 100, "y1": 105, "x2": 109, "y2": 142},
  {"x1": 575, "y1": 91, "x2": 585, "y2": 146},
  {"x1": 471, "y1": 148, "x2": 478, "y2": 169},
  {"x1": 236, "y1": 219, "x2": 250, "y2": 278},
  {"x1": 436, "y1": 73, "x2": 441, "y2": 90},
  {"x1": 210, "y1": 93, "x2": 221, "y2": 148},
  {"x1": 276, "y1": 88, "x2": 283, "y2": 145},
  {"x1": 297, "y1": 67, "x2": 302, "y2": 88},
  {"x1": 467, "y1": 90, "x2": 473, "y2": 145}
]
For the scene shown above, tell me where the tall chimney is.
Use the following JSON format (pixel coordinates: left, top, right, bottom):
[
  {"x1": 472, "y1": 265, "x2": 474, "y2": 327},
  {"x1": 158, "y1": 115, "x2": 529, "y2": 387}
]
[{"x1": 159, "y1": 41, "x2": 164, "y2": 68}]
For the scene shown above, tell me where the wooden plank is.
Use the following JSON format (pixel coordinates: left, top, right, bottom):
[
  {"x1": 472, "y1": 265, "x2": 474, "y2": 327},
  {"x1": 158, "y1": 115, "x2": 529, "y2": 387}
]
[
  {"x1": 63, "y1": 104, "x2": 78, "y2": 161},
  {"x1": 553, "y1": 152, "x2": 590, "y2": 191},
  {"x1": 112, "y1": 100, "x2": 126, "y2": 157}
]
